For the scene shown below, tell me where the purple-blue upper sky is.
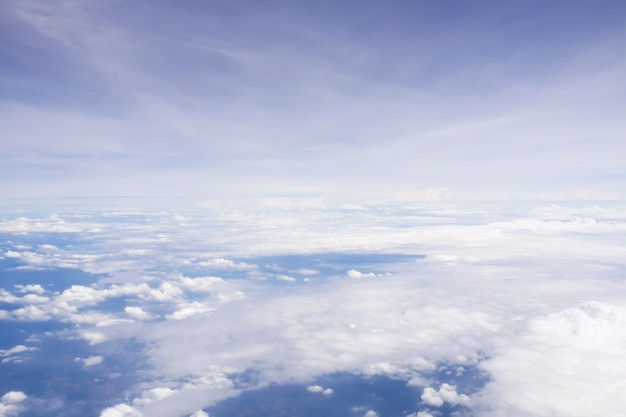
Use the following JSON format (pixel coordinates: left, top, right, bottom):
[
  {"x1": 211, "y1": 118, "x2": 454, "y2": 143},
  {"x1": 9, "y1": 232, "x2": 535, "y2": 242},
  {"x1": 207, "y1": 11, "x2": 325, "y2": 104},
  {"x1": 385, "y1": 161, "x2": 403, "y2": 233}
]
[{"x1": 2, "y1": 0, "x2": 625, "y2": 202}]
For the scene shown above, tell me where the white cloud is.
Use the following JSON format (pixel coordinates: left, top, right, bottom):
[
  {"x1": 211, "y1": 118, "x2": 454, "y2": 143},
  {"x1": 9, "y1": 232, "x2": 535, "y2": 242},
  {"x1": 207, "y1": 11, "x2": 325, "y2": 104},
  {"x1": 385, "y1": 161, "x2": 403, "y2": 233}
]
[
  {"x1": 363, "y1": 410, "x2": 379, "y2": 417},
  {"x1": 196, "y1": 259, "x2": 257, "y2": 271},
  {"x1": 421, "y1": 384, "x2": 470, "y2": 408},
  {"x1": 276, "y1": 275, "x2": 296, "y2": 282},
  {"x1": 99, "y1": 404, "x2": 142, "y2": 417},
  {"x1": 306, "y1": 385, "x2": 324, "y2": 393},
  {"x1": 476, "y1": 301, "x2": 626, "y2": 417},
  {"x1": 133, "y1": 387, "x2": 177, "y2": 406},
  {"x1": 346, "y1": 270, "x2": 376, "y2": 279},
  {"x1": 0, "y1": 392, "x2": 27, "y2": 404},
  {"x1": 4, "y1": 251, "x2": 20, "y2": 258},
  {"x1": 15, "y1": 284, "x2": 46, "y2": 295},
  {"x1": 124, "y1": 306, "x2": 153, "y2": 321},
  {"x1": 75, "y1": 355, "x2": 104, "y2": 367},
  {"x1": 0, "y1": 391, "x2": 27, "y2": 417},
  {"x1": 189, "y1": 411, "x2": 209, "y2": 417},
  {"x1": 82, "y1": 332, "x2": 107, "y2": 345},
  {"x1": 0, "y1": 346, "x2": 37, "y2": 357}
]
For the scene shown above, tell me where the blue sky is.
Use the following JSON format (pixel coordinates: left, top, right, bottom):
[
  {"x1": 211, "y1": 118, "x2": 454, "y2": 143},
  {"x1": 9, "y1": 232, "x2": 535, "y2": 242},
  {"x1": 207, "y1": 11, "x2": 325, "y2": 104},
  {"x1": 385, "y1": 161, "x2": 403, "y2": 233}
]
[{"x1": 1, "y1": 0, "x2": 625, "y2": 202}]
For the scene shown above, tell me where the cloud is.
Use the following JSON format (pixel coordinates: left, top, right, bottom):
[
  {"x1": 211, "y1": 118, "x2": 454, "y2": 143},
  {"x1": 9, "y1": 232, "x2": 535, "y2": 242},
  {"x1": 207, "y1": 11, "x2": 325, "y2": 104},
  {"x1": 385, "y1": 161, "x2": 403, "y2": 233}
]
[
  {"x1": 124, "y1": 306, "x2": 153, "y2": 321},
  {"x1": 189, "y1": 411, "x2": 209, "y2": 417},
  {"x1": 196, "y1": 259, "x2": 257, "y2": 271},
  {"x1": 476, "y1": 301, "x2": 626, "y2": 417},
  {"x1": 307, "y1": 385, "x2": 333, "y2": 395},
  {"x1": 0, "y1": 345, "x2": 37, "y2": 357},
  {"x1": 75, "y1": 356, "x2": 104, "y2": 367},
  {"x1": 82, "y1": 332, "x2": 107, "y2": 345},
  {"x1": 346, "y1": 270, "x2": 376, "y2": 279},
  {"x1": 2, "y1": 202, "x2": 626, "y2": 417},
  {"x1": 99, "y1": 404, "x2": 142, "y2": 417},
  {"x1": 276, "y1": 275, "x2": 296, "y2": 283},
  {"x1": 363, "y1": 410, "x2": 379, "y2": 417},
  {"x1": 0, "y1": 391, "x2": 27, "y2": 417},
  {"x1": 0, "y1": 392, "x2": 26, "y2": 404},
  {"x1": 0, "y1": 345, "x2": 37, "y2": 364},
  {"x1": 421, "y1": 384, "x2": 470, "y2": 408}
]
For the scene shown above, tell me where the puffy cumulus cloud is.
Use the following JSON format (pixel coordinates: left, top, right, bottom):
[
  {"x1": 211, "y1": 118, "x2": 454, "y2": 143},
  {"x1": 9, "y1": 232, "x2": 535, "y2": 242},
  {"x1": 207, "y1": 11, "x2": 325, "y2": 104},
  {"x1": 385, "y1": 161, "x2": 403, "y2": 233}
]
[
  {"x1": 3, "y1": 251, "x2": 21, "y2": 258},
  {"x1": 189, "y1": 411, "x2": 209, "y2": 417},
  {"x1": 0, "y1": 392, "x2": 27, "y2": 404},
  {"x1": 363, "y1": 410, "x2": 379, "y2": 417},
  {"x1": 476, "y1": 301, "x2": 626, "y2": 417},
  {"x1": 146, "y1": 282, "x2": 184, "y2": 302},
  {"x1": 165, "y1": 302, "x2": 217, "y2": 320},
  {"x1": 307, "y1": 385, "x2": 333, "y2": 395},
  {"x1": 124, "y1": 306, "x2": 153, "y2": 321},
  {"x1": 0, "y1": 391, "x2": 27, "y2": 417},
  {"x1": 421, "y1": 384, "x2": 470, "y2": 407},
  {"x1": 14, "y1": 284, "x2": 46, "y2": 295},
  {"x1": 346, "y1": 270, "x2": 377, "y2": 279}
]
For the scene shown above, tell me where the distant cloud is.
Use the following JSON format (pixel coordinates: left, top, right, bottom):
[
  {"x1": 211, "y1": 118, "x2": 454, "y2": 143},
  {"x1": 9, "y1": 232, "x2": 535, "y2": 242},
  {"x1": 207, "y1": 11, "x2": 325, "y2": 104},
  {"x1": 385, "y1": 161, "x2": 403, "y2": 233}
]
[
  {"x1": 189, "y1": 411, "x2": 209, "y2": 417},
  {"x1": 75, "y1": 356, "x2": 104, "y2": 367},
  {"x1": 276, "y1": 275, "x2": 296, "y2": 283},
  {"x1": 99, "y1": 403, "x2": 142, "y2": 417},
  {"x1": 197, "y1": 259, "x2": 257, "y2": 271},
  {"x1": 346, "y1": 270, "x2": 376, "y2": 279}
]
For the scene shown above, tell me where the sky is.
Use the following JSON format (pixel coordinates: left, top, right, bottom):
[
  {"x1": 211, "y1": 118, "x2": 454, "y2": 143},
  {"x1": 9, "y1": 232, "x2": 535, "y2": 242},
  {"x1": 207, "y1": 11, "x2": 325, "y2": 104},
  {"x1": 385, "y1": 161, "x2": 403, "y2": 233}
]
[
  {"x1": 2, "y1": 3, "x2": 626, "y2": 417},
  {"x1": 1, "y1": 0, "x2": 626, "y2": 203}
]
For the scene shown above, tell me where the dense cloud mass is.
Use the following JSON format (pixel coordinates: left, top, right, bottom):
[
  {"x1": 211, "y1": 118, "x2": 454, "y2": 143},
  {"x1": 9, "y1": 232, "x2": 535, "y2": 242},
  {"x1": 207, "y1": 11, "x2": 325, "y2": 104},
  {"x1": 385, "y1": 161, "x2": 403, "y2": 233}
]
[{"x1": 0, "y1": 202, "x2": 625, "y2": 416}]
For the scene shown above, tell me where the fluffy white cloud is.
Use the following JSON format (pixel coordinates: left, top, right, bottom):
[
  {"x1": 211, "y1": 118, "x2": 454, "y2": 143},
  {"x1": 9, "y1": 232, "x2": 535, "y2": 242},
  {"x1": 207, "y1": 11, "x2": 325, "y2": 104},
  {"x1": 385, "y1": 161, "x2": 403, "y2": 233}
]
[
  {"x1": 124, "y1": 306, "x2": 153, "y2": 321},
  {"x1": 363, "y1": 410, "x2": 379, "y2": 417},
  {"x1": 476, "y1": 302, "x2": 626, "y2": 417},
  {"x1": 346, "y1": 270, "x2": 376, "y2": 279},
  {"x1": 0, "y1": 391, "x2": 27, "y2": 417},
  {"x1": 421, "y1": 384, "x2": 470, "y2": 408},
  {"x1": 0, "y1": 392, "x2": 26, "y2": 404}
]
